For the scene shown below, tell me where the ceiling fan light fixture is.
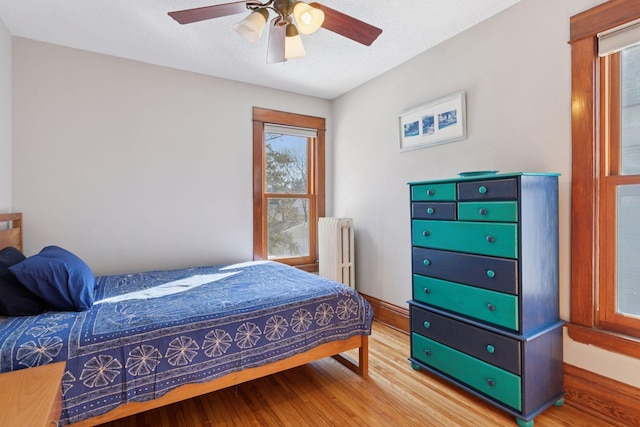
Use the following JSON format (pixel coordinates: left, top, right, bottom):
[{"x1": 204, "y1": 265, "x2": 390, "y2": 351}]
[
  {"x1": 168, "y1": 1, "x2": 383, "y2": 64},
  {"x1": 284, "y1": 23, "x2": 306, "y2": 59},
  {"x1": 233, "y1": 8, "x2": 269, "y2": 43},
  {"x1": 292, "y1": 2, "x2": 325, "y2": 35}
]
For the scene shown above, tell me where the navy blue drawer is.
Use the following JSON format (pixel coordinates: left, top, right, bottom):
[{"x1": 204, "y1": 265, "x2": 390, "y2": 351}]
[
  {"x1": 412, "y1": 202, "x2": 456, "y2": 220},
  {"x1": 412, "y1": 247, "x2": 518, "y2": 295},
  {"x1": 411, "y1": 305, "x2": 521, "y2": 375},
  {"x1": 458, "y1": 178, "x2": 518, "y2": 201}
]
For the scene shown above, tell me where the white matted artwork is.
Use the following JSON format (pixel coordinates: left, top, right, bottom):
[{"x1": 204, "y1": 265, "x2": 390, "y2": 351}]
[{"x1": 399, "y1": 91, "x2": 467, "y2": 152}]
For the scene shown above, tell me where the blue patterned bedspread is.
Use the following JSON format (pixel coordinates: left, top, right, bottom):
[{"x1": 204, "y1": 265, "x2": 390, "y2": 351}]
[{"x1": 0, "y1": 261, "x2": 373, "y2": 425}]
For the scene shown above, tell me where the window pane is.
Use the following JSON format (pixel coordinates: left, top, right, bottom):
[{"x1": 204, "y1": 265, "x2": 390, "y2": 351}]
[
  {"x1": 267, "y1": 197, "x2": 310, "y2": 259},
  {"x1": 616, "y1": 184, "x2": 640, "y2": 317},
  {"x1": 265, "y1": 132, "x2": 308, "y2": 194},
  {"x1": 621, "y1": 44, "x2": 640, "y2": 175}
]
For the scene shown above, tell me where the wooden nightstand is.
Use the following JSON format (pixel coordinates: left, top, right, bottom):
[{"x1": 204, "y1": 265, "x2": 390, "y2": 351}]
[{"x1": 0, "y1": 362, "x2": 66, "y2": 427}]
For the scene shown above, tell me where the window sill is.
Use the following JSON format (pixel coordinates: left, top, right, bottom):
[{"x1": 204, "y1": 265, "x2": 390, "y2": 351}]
[{"x1": 566, "y1": 322, "x2": 640, "y2": 359}]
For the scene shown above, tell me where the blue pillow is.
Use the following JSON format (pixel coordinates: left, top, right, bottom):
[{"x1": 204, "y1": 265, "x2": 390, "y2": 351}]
[
  {"x1": 9, "y1": 246, "x2": 95, "y2": 311},
  {"x1": 0, "y1": 247, "x2": 49, "y2": 316}
]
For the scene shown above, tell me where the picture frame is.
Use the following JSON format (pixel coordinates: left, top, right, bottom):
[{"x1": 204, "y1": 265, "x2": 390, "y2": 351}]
[{"x1": 398, "y1": 91, "x2": 467, "y2": 152}]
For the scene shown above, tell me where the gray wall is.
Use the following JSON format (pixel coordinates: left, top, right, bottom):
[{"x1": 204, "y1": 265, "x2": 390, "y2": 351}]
[
  {"x1": 0, "y1": 18, "x2": 10, "y2": 212},
  {"x1": 11, "y1": 38, "x2": 332, "y2": 275},
  {"x1": 331, "y1": 0, "x2": 640, "y2": 387}
]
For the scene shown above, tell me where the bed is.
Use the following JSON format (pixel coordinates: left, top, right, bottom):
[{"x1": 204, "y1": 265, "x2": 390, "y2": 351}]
[{"x1": 0, "y1": 213, "x2": 372, "y2": 426}]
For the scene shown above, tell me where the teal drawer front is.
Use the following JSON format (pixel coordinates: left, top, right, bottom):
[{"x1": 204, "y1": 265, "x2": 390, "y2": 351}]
[
  {"x1": 458, "y1": 202, "x2": 518, "y2": 223},
  {"x1": 412, "y1": 333, "x2": 522, "y2": 411},
  {"x1": 413, "y1": 275, "x2": 519, "y2": 330},
  {"x1": 411, "y1": 183, "x2": 456, "y2": 201},
  {"x1": 412, "y1": 220, "x2": 518, "y2": 259}
]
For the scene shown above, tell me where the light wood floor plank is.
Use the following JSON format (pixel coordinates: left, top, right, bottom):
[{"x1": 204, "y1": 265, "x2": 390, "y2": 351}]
[{"x1": 98, "y1": 322, "x2": 614, "y2": 427}]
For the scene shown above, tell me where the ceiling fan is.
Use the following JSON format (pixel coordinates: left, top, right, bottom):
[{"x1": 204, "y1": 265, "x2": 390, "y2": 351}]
[{"x1": 168, "y1": 1, "x2": 383, "y2": 63}]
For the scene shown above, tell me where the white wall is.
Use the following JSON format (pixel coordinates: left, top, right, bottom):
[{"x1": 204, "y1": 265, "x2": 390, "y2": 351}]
[
  {"x1": 11, "y1": 38, "x2": 331, "y2": 275},
  {"x1": 0, "y1": 18, "x2": 11, "y2": 212},
  {"x1": 10, "y1": 0, "x2": 640, "y2": 391},
  {"x1": 331, "y1": 0, "x2": 640, "y2": 388}
]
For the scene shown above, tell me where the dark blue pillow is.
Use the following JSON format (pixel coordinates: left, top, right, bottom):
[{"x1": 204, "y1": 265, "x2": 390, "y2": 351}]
[
  {"x1": 9, "y1": 246, "x2": 95, "y2": 311},
  {"x1": 0, "y1": 247, "x2": 49, "y2": 316},
  {"x1": 0, "y1": 246, "x2": 26, "y2": 267}
]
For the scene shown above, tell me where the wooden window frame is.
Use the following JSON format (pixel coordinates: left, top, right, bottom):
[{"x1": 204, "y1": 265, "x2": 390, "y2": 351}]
[
  {"x1": 569, "y1": 0, "x2": 640, "y2": 358},
  {"x1": 252, "y1": 107, "x2": 325, "y2": 272},
  {"x1": 598, "y1": 51, "x2": 640, "y2": 336}
]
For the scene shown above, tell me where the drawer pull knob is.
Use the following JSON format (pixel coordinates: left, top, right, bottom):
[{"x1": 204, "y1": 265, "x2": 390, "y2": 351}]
[
  {"x1": 486, "y1": 235, "x2": 495, "y2": 243},
  {"x1": 486, "y1": 345, "x2": 495, "y2": 354},
  {"x1": 424, "y1": 349, "x2": 431, "y2": 356},
  {"x1": 478, "y1": 186, "x2": 488, "y2": 194},
  {"x1": 426, "y1": 189, "x2": 435, "y2": 196},
  {"x1": 486, "y1": 269, "x2": 496, "y2": 278},
  {"x1": 423, "y1": 288, "x2": 431, "y2": 295},
  {"x1": 422, "y1": 230, "x2": 431, "y2": 237},
  {"x1": 427, "y1": 207, "x2": 435, "y2": 214},
  {"x1": 423, "y1": 321, "x2": 431, "y2": 329},
  {"x1": 423, "y1": 259, "x2": 431, "y2": 266},
  {"x1": 479, "y1": 207, "x2": 488, "y2": 215},
  {"x1": 487, "y1": 303, "x2": 496, "y2": 312},
  {"x1": 486, "y1": 378, "x2": 495, "y2": 387}
]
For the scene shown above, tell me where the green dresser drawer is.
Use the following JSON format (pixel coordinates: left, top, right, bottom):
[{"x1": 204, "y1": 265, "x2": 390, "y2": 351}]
[
  {"x1": 411, "y1": 183, "x2": 456, "y2": 201},
  {"x1": 412, "y1": 333, "x2": 522, "y2": 411},
  {"x1": 412, "y1": 220, "x2": 518, "y2": 259},
  {"x1": 413, "y1": 275, "x2": 519, "y2": 330},
  {"x1": 458, "y1": 202, "x2": 518, "y2": 223}
]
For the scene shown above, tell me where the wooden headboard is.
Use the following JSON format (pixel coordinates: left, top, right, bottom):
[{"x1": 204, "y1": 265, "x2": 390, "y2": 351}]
[{"x1": 0, "y1": 213, "x2": 23, "y2": 252}]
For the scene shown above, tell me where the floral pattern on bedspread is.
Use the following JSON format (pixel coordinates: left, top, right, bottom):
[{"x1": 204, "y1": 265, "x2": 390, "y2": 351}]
[{"x1": 0, "y1": 261, "x2": 373, "y2": 425}]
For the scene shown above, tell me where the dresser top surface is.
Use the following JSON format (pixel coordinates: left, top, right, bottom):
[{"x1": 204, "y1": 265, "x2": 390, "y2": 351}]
[{"x1": 408, "y1": 172, "x2": 560, "y2": 186}]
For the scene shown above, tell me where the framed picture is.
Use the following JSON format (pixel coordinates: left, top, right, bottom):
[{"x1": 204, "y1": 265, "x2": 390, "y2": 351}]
[{"x1": 399, "y1": 91, "x2": 467, "y2": 152}]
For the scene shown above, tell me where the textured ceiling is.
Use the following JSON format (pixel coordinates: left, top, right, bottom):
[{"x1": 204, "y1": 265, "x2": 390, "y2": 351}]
[{"x1": 0, "y1": 0, "x2": 520, "y2": 99}]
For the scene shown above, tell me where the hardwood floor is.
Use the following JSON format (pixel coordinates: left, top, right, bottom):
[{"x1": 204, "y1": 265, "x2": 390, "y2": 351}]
[{"x1": 98, "y1": 322, "x2": 614, "y2": 427}]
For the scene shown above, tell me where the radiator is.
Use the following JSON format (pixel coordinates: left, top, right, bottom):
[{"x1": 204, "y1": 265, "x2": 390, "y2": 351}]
[{"x1": 318, "y1": 217, "x2": 355, "y2": 289}]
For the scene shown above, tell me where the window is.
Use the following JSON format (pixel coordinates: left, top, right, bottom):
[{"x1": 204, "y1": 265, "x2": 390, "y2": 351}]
[
  {"x1": 569, "y1": 0, "x2": 640, "y2": 358},
  {"x1": 252, "y1": 107, "x2": 325, "y2": 271},
  {"x1": 599, "y1": 43, "x2": 640, "y2": 337}
]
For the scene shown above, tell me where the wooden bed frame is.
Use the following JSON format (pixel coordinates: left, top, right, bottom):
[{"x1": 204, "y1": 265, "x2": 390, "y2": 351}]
[{"x1": 0, "y1": 213, "x2": 369, "y2": 427}]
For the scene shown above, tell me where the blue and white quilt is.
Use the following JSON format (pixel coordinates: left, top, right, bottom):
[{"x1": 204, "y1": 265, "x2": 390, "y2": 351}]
[{"x1": 0, "y1": 260, "x2": 373, "y2": 425}]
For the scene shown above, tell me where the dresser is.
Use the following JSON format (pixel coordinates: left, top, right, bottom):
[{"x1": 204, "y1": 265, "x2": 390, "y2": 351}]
[{"x1": 408, "y1": 172, "x2": 564, "y2": 427}]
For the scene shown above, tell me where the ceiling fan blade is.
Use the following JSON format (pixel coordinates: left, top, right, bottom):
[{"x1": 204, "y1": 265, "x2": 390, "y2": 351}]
[
  {"x1": 309, "y1": 2, "x2": 382, "y2": 46},
  {"x1": 168, "y1": 1, "x2": 252, "y2": 25},
  {"x1": 267, "y1": 19, "x2": 286, "y2": 64}
]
